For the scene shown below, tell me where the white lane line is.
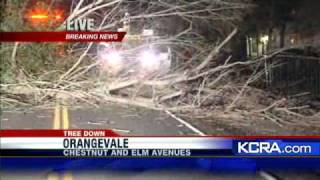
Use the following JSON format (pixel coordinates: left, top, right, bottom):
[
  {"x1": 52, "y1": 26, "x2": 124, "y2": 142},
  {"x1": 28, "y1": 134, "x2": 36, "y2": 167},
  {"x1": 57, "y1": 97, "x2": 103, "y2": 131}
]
[
  {"x1": 259, "y1": 171, "x2": 280, "y2": 180},
  {"x1": 164, "y1": 110, "x2": 206, "y2": 136},
  {"x1": 112, "y1": 128, "x2": 131, "y2": 133}
]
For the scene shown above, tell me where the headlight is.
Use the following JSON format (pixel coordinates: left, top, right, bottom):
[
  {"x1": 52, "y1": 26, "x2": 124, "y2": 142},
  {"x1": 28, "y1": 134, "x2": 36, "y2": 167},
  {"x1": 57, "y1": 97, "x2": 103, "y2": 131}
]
[
  {"x1": 100, "y1": 50, "x2": 123, "y2": 65},
  {"x1": 138, "y1": 50, "x2": 159, "y2": 69},
  {"x1": 107, "y1": 51, "x2": 122, "y2": 63}
]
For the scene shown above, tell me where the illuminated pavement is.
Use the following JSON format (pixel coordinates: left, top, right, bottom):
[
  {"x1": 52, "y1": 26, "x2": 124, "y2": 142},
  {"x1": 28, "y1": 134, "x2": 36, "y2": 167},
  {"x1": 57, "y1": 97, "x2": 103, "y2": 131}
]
[{"x1": 0, "y1": 104, "x2": 198, "y2": 135}]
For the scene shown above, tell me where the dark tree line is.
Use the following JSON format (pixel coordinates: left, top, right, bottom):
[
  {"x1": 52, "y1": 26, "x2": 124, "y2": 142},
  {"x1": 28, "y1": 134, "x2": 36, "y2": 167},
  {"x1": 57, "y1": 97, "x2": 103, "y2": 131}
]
[{"x1": 245, "y1": 0, "x2": 320, "y2": 47}]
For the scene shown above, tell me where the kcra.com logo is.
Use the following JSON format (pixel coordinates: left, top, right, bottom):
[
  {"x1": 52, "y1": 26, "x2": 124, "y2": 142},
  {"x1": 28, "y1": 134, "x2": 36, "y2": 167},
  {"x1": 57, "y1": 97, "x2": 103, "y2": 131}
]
[
  {"x1": 236, "y1": 141, "x2": 282, "y2": 154},
  {"x1": 234, "y1": 140, "x2": 314, "y2": 156}
]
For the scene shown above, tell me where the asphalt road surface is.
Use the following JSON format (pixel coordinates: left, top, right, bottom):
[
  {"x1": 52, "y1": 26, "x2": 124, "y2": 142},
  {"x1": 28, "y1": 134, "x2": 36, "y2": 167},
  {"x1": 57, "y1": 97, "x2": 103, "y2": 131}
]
[
  {"x1": 1, "y1": 104, "x2": 319, "y2": 180},
  {"x1": 1, "y1": 104, "x2": 198, "y2": 135}
]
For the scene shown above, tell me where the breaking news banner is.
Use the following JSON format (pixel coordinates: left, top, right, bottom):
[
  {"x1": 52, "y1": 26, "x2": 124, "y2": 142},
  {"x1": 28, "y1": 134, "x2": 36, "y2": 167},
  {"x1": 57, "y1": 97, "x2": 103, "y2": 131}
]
[
  {"x1": 0, "y1": 18, "x2": 127, "y2": 42},
  {"x1": 0, "y1": 32, "x2": 126, "y2": 42},
  {"x1": 1, "y1": 130, "x2": 320, "y2": 158}
]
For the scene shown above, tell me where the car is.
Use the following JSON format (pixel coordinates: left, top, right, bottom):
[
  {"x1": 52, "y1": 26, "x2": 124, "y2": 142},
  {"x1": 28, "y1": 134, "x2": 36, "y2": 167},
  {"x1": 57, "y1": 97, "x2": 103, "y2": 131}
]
[{"x1": 97, "y1": 13, "x2": 171, "y2": 79}]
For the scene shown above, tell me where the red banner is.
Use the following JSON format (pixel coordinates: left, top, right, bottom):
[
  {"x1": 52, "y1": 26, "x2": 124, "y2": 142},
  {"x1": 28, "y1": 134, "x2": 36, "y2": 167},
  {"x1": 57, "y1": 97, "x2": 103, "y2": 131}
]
[
  {"x1": 0, "y1": 32, "x2": 126, "y2": 42},
  {"x1": 0, "y1": 130, "x2": 120, "y2": 137},
  {"x1": 1, "y1": 130, "x2": 320, "y2": 138}
]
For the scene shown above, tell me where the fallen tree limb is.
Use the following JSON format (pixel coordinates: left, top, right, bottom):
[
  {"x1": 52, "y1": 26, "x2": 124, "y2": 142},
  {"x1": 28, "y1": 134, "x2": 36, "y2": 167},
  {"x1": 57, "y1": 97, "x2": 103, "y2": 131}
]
[
  {"x1": 253, "y1": 98, "x2": 286, "y2": 113},
  {"x1": 275, "y1": 107, "x2": 305, "y2": 118},
  {"x1": 107, "y1": 79, "x2": 139, "y2": 92},
  {"x1": 159, "y1": 90, "x2": 184, "y2": 102},
  {"x1": 194, "y1": 28, "x2": 237, "y2": 72}
]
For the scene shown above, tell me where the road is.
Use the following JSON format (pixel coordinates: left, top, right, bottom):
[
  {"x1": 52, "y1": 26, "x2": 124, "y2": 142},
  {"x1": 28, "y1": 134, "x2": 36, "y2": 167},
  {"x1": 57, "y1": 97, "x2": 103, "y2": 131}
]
[
  {"x1": 1, "y1": 104, "x2": 199, "y2": 135},
  {"x1": 1, "y1": 104, "x2": 319, "y2": 180}
]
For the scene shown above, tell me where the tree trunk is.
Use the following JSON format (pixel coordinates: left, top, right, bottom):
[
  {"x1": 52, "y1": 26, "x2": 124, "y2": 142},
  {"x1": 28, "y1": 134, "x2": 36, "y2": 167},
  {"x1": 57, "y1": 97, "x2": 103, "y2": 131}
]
[
  {"x1": 279, "y1": 23, "x2": 286, "y2": 48},
  {"x1": 267, "y1": 27, "x2": 273, "y2": 50}
]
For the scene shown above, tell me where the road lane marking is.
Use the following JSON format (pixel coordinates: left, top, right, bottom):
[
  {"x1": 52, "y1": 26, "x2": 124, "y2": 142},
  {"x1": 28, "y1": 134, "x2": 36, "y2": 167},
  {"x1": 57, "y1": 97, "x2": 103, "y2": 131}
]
[
  {"x1": 164, "y1": 110, "x2": 205, "y2": 136},
  {"x1": 48, "y1": 172, "x2": 73, "y2": 180},
  {"x1": 64, "y1": 171, "x2": 73, "y2": 180},
  {"x1": 49, "y1": 105, "x2": 72, "y2": 180},
  {"x1": 62, "y1": 106, "x2": 69, "y2": 129},
  {"x1": 53, "y1": 105, "x2": 70, "y2": 129},
  {"x1": 47, "y1": 172, "x2": 59, "y2": 180},
  {"x1": 53, "y1": 105, "x2": 61, "y2": 129}
]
